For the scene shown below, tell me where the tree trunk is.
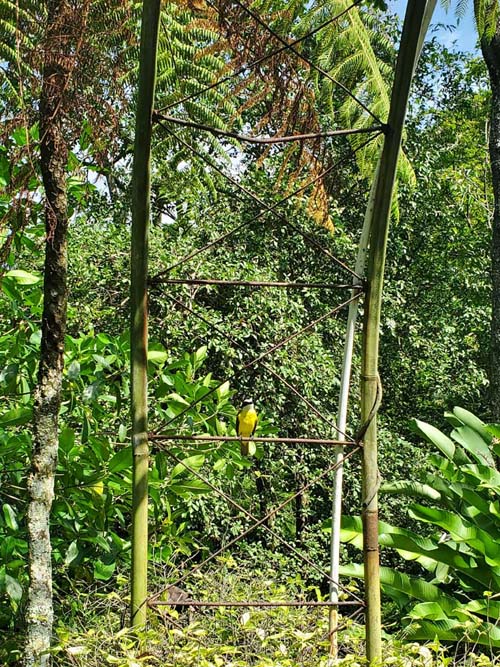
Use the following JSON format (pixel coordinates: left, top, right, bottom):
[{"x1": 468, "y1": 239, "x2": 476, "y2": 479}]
[
  {"x1": 24, "y1": 2, "x2": 71, "y2": 664},
  {"x1": 481, "y1": 29, "x2": 500, "y2": 421}
]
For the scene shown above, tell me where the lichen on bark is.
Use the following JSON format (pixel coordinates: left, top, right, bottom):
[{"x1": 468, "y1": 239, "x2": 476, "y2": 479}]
[{"x1": 23, "y1": 1, "x2": 70, "y2": 664}]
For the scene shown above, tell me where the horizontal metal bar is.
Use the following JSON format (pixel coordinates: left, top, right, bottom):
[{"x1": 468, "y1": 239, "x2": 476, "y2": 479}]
[
  {"x1": 148, "y1": 446, "x2": 363, "y2": 605},
  {"x1": 150, "y1": 277, "x2": 364, "y2": 290},
  {"x1": 231, "y1": 0, "x2": 384, "y2": 126},
  {"x1": 156, "y1": 0, "x2": 362, "y2": 115},
  {"x1": 166, "y1": 295, "x2": 357, "y2": 443},
  {"x1": 153, "y1": 112, "x2": 384, "y2": 144},
  {"x1": 150, "y1": 599, "x2": 364, "y2": 608},
  {"x1": 154, "y1": 121, "x2": 373, "y2": 283},
  {"x1": 149, "y1": 434, "x2": 359, "y2": 446}
]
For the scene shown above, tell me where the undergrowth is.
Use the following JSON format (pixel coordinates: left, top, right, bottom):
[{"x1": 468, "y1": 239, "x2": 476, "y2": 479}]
[{"x1": 3, "y1": 556, "x2": 499, "y2": 666}]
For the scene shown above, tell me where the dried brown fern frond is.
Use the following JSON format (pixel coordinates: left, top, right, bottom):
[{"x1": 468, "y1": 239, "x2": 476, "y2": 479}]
[{"x1": 0, "y1": 0, "x2": 135, "y2": 264}]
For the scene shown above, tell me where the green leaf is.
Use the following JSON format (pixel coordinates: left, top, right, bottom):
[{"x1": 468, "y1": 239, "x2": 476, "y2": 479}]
[
  {"x1": 12, "y1": 126, "x2": 29, "y2": 146},
  {"x1": 66, "y1": 360, "x2": 80, "y2": 380},
  {"x1": 5, "y1": 574, "x2": 22, "y2": 602},
  {"x1": 403, "y1": 616, "x2": 500, "y2": 648},
  {"x1": 2, "y1": 504, "x2": 18, "y2": 531},
  {"x1": 59, "y1": 428, "x2": 75, "y2": 452},
  {"x1": 409, "y1": 505, "x2": 500, "y2": 571},
  {"x1": 411, "y1": 419, "x2": 455, "y2": 460},
  {"x1": 83, "y1": 382, "x2": 100, "y2": 403},
  {"x1": 340, "y1": 563, "x2": 460, "y2": 614},
  {"x1": 171, "y1": 454, "x2": 205, "y2": 479},
  {"x1": 451, "y1": 425, "x2": 495, "y2": 468},
  {"x1": 64, "y1": 540, "x2": 80, "y2": 566},
  {"x1": 0, "y1": 407, "x2": 32, "y2": 426},
  {"x1": 216, "y1": 381, "x2": 230, "y2": 399},
  {"x1": 166, "y1": 392, "x2": 190, "y2": 406},
  {"x1": 193, "y1": 345, "x2": 207, "y2": 370},
  {"x1": 380, "y1": 481, "x2": 441, "y2": 501},
  {"x1": 148, "y1": 349, "x2": 169, "y2": 364},
  {"x1": 4, "y1": 269, "x2": 41, "y2": 285},
  {"x1": 170, "y1": 479, "x2": 211, "y2": 497},
  {"x1": 109, "y1": 447, "x2": 132, "y2": 473},
  {"x1": 453, "y1": 407, "x2": 490, "y2": 442},
  {"x1": 93, "y1": 560, "x2": 116, "y2": 581},
  {"x1": 0, "y1": 153, "x2": 10, "y2": 186}
]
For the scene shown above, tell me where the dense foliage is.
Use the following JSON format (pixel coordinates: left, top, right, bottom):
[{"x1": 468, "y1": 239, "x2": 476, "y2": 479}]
[
  {"x1": 341, "y1": 407, "x2": 500, "y2": 649},
  {"x1": 0, "y1": 0, "x2": 498, "y2": 664}
]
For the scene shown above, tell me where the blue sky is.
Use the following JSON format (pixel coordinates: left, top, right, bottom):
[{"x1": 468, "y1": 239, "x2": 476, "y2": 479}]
[{"x1": 390, "y1": 0, "x2": 479, "y2": 54}]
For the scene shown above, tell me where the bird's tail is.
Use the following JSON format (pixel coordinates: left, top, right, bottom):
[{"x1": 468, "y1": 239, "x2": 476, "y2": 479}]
[{"x1": 240, "y1": 439, "x2": 249, "y2": 456}]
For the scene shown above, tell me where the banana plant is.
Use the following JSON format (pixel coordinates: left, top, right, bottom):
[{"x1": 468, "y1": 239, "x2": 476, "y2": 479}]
[{"x1": 338, "y1": 407, "x2": 500, "y2": 648}]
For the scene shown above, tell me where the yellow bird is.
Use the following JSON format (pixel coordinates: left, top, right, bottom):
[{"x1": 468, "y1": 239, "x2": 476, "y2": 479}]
[{"x1": 236, "y1": 398, "x2": 258, "y2": 456}]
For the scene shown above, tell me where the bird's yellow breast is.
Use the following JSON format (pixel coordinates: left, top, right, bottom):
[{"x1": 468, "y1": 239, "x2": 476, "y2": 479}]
[{"x1": 237, "y1": 405, "x2": 258, "y2": 438}]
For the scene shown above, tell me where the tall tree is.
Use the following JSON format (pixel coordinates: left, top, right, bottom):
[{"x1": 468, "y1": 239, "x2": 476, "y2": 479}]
[
  {"x1": 18, "y1": 1, "x2": 132, "y2": 663},
  {"x1": 24, "y1": 2, "x2": 74, "y2": 663}
]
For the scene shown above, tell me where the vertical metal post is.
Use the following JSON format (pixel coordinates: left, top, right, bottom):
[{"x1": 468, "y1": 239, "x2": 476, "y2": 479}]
[
  {"x1": 130, "y1": 0, "x2": 161, "y2": 626},
  {"x1": 360, "y1": 0, "x2": 436, "y2": 662}
]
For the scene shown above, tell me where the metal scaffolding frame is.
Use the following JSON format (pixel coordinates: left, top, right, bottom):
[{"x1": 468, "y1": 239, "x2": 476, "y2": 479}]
[{"x1": 128, "y1": 0, "x2": 437, "y2": 663}]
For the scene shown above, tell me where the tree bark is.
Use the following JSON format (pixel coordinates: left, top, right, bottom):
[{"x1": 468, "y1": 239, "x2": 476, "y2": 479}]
[
  {"x1": 481, "y1": 28, "x2": 500, "y2": 421},
  {"x1": 24, "y1": 2, "x2": 71, "y2": 664}
]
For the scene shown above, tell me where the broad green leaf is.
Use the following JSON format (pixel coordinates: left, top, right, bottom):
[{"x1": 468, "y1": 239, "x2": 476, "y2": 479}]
[
  {"x1": 93, "y1": 560, "x2": 116, "y2": 581},
  {"x1": 59, "y1": 428, "x2": 75, "y2": 452},
  {"x1": 2, "y1": 504, "x2": 18, "y2": 531},
  {"x1": 451, "y1": 425, "x2": 495, "y2": 468},
  {"x1": 193, "y1": 345, "x2": 207, "y2": 370},
  {"x1": 0, "y1": 153, "x2": 9, "y2": 186},
  {"x1": 0, "y1": 407, "x2": 32, "y2": 426},
  {"x1": 5, "y1": 574, "x2": 22, "y2": 602},
  {"x1": 408, "y1": 601, "x2": 464, "y2": 622},
  {"x1": 83, "y1": 382, "x2": 100, "y2": 403},
  {"x1": 171, "y1": 454, "x2": 205, "y2": 479},
  {"x1": 4, "y1": 269, "x2": 41, "y2": 285},
  {"x1": 64, "y1": 540, "x2": 80, "y2": 566},
  {"x1": 444, "y1": 411, "x2": 465, "y2": 428},
  {"x1": 92, "y1": 354, "x2": 113, "y2": 369},
  {"x1": 12, "y1": 126, "x2": 29, "y2": 146},
  {"x1": 339, "y1": 563, "x2": 459, "y2": 613},
  {"x1": 403, "y1": 616, "x2": 500, "y2": 648},
  {"x1": 148, "y1": 349, "x2": 169, "y2": 364},
  {"x1": 340, "y1": 516, "x2": 478, "y2": 580},
  {"x1": 166, "y1": 392, "x2": 190, "y2": 406},
  {"x1": 170, "y1": 479, "x2": 211, "y2": 496},
  {"x1": 465, "y1": 598, "x2": 500, "y2": 621},
  {"x1": 216, "y1": 381, "x2": 230, "y2": 399},
  {"x1": 109, "y1": 447, "x2": 132, "y2": 473},
  {"x1": 380, "y1": 481, "x2": 441, "y2": 501},
  {"x1": 118, "y1": 424, "x2": 127, "y2": 442},
  {"x1": 453, "y1": 407, "x2": 490, "y2": 443},
  {"x1": 409, "y1": 505, "x2": 500, "y2": 571},
  {"x1": 411, "y1": 419, "x2": 455, "y2": 460},
  {"x1": 486, "y1": 422, "x2": 500, "y2": 440}
]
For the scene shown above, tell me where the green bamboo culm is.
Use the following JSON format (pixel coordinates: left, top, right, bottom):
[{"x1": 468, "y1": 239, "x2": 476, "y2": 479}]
[
  {"x1": 130, "y1": 0, "x2": 161, "y2": 627},
  {"x1": 360, "y1": 0, "x2": 436, "y2": 662}
]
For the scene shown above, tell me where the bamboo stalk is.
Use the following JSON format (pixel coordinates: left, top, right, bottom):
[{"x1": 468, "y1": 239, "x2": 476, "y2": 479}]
[
  {"x1": 360, "y1": 1, "x2": 436, "y2": 662},
  {"x1": 130, "y1": 0, "x2": 161, "y2": 627},
  {"x1": 328, "y1": 163, "x2": 379, "y2": 660}
]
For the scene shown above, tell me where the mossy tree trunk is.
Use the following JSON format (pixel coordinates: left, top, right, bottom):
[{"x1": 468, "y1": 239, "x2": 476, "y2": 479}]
[{"x1": 23, "y1": 2, "x2": 72, "y2": 664}]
